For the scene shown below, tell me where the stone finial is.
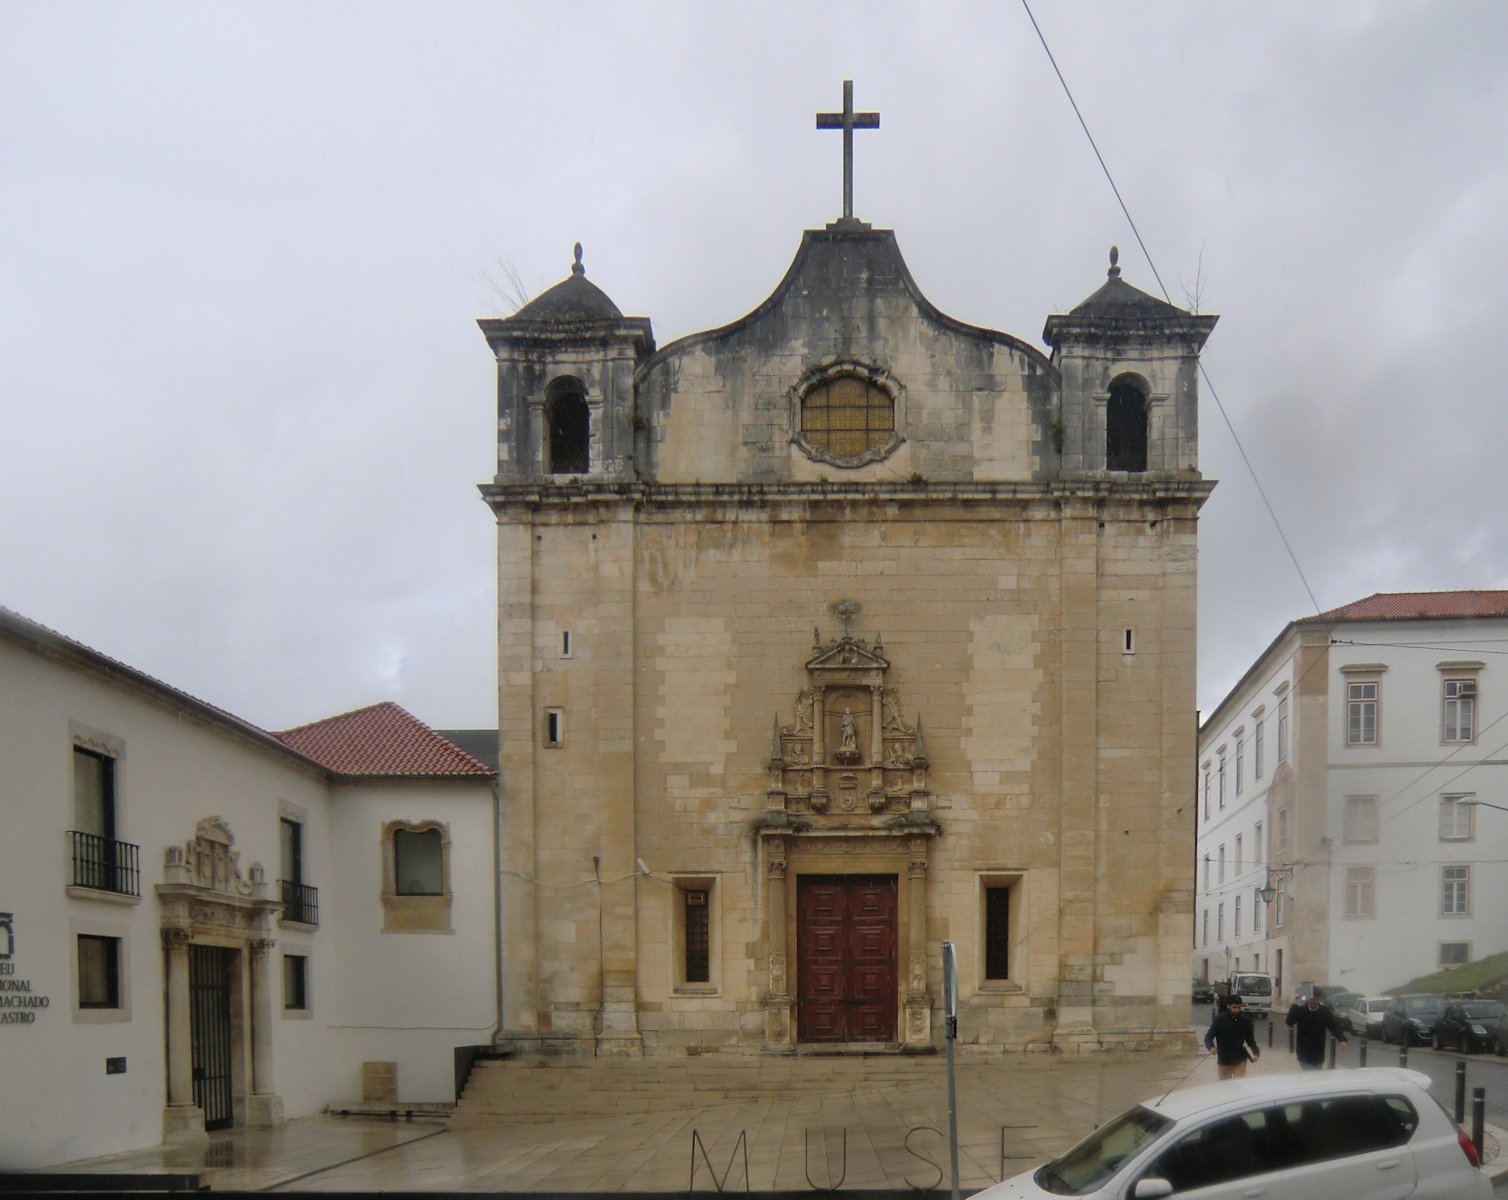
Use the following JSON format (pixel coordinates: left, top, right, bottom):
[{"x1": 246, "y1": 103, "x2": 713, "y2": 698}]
[
  {"x1": 572, "y1": 242, "x2": 585, "y2": 277},
  {"x1": 771, "y1": 714, "x2": 783, "y2": 762},
  {"x1": 912, "y1": 715, "x2": 927, "y2": 761},
  {"x1": 1108, "y1": 245, "x2": 1121, "y2": 279}
]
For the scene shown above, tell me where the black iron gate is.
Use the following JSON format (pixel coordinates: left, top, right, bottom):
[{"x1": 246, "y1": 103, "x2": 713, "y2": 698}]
[{"x1": 188, "y1": 944, "x2": 234, "y2": 1130}]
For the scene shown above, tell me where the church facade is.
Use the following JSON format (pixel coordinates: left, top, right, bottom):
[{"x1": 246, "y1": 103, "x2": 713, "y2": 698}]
[{"x1": 481, "y1": 206, "x2": 1216, "y2": 1054}]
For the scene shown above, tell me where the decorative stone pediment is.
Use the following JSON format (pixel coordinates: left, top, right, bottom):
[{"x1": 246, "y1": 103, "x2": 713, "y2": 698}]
[
  {"x1": 766, "y1": 631, "x2": 932, "y2": 821},
  {"x1": 163, "y1": 816, "x2": 258, "y2": 897},
  {"x1": 158, "y1": 817, "x2": 277, "y2": 942}
]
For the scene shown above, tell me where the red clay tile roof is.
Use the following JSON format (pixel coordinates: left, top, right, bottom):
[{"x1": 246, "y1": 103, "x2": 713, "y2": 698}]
[
  {"x1": 1300, "y1": 590, "x2": 1508, "y2": 625},
  {"x1": 276, "y1": 702, "x2": 495, "y2": 778}
]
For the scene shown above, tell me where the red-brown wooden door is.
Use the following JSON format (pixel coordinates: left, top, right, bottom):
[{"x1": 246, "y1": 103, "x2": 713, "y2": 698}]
[{"x1": 796, "y1": 875, "x2": 897, "y2": 1042}]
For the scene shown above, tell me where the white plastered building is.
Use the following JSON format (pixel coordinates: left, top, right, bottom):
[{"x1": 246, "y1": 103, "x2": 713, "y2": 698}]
[
  {"x1": 1194, "y1": 591, "x2": 1508, "y2": 1000},
  {"x1": 0, "y1": 609, "x2": 497, "y2": 1168}
]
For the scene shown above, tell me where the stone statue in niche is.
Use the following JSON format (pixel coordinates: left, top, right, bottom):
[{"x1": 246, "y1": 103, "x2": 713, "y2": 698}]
[
  {"x1": 783, "y1": 689, "x2": 815, "y2": 737},
  {"x1": 835, "y1": 707, "x2": 861, "y2": 763}
]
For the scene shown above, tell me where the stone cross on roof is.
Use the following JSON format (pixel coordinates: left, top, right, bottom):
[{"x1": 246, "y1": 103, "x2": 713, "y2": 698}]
[{"x1": 816, "y1": 80, "x2": 879, "y2": 222}]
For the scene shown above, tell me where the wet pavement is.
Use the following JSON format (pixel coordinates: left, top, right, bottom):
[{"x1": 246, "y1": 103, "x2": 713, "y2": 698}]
[{"x1": 25, "y1": 1031, "x2": 1508, "y2": 1193}]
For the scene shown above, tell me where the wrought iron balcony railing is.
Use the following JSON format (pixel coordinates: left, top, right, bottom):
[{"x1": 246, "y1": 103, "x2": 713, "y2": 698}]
[
  {"x1": 69, "y1": 831, "x2": 141, "y2": 897},
  {"x1": 279, "y1": 878, "x2": 320, "y2": 926}
]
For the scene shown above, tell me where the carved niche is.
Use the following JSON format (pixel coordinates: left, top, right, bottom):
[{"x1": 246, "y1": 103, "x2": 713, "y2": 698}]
[{"x1": 766, "y1": 632, "x2": 931, "y2": 819}]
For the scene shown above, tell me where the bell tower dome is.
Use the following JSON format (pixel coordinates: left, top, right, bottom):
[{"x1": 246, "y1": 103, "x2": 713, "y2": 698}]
[
  {"x1": 1043, "y1": 247, "x2": 1217, "y2": 477},
  {"x1": 478, "y1": 244, "x2": 654, "y2": 482}
]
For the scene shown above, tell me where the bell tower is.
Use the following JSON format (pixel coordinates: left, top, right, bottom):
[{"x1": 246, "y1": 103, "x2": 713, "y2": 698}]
[
  {"x1": 478, "y1": 244, "x2": 654, "y2": 482},
  {"x1": 1043, "y1": 247, "x2": 1217, "y2": 477}
]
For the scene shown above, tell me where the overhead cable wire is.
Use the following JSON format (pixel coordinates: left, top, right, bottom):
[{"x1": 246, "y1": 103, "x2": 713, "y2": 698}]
[{"x1": 1019, "y1": 0, "x2": 1321, "y2": 616}]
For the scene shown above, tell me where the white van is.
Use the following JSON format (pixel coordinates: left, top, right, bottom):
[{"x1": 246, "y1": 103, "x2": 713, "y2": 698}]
[{"x1": 1215, "y1": 971, "x2": 1275, "y2": 1017}]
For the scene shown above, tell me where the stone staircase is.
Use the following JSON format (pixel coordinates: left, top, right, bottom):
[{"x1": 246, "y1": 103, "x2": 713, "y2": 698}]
[{"x1": 450, "y1": 1053, "x2": 949, "y2": 1127}]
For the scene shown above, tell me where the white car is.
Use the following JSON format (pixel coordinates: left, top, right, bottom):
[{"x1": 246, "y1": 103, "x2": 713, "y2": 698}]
[{"x1": 974, "y1": 1068, "x2": 1489, "y2": 1199}]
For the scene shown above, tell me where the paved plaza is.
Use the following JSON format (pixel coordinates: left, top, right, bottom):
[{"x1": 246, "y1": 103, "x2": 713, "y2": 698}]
[{"x1": 31, "y1": 1041, "x2": 1508, "y2": 1192}]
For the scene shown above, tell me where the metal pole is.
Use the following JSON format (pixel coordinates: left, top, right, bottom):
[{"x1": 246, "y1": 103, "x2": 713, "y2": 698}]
[
  {"x1": 1327, "y1": 1036, "x2": 1337, "y2": 1069},
  {"x1": 1399, "y1": 1042, "x2": 1408, "y2": 1068},
  {"x1": 1472, "y1": 1087, "x2": 1486, "y2": 1161},
  {"x1": 1266, "y1": 1019, "x2": 1273, "y2": 1049},
  {"x1": 942, "y1": 942, "x2": 961, "y2": 1200},
  {"x1": 1358, "y1": 1036, "x2": 1367, "y2": 1067},
  {"x1": 1455, "y1": 1061, "x2": 1467, "y2": 1124}
]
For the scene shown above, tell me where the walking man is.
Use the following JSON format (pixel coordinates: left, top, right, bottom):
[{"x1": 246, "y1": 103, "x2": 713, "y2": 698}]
[
  {"x1": 1205, "y1": 995, "x2": 1261, "y2": 1079},
  {"x1": 1286, "y1": 987, "x2": 1348, "y2": 1070}
]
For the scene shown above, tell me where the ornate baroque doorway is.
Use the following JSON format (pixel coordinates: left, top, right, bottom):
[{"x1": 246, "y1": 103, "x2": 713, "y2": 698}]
[{"x1": 796, "y1": 875, "x2": 896, "y2": 1042}]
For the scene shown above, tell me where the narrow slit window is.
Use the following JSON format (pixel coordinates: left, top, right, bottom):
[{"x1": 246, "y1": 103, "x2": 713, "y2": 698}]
[
  {"x1": 544, "y1": 708, "x2": 564, "y2": 747},
  {"x1": 984, "y1": 886, "x2": 1010, "y2": 979},
  {"x1": 683, "y1": 889, "x2": 710, "y2": 983}
]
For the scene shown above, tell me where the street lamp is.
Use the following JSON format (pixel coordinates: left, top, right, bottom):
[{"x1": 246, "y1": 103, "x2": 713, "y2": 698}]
[
  {"x1": 1258, "y1": 865, "x2": 1294, "y2": 905},
  {"x1": 1456, "y1": 799, "x2": 1508, "y2": 814}
]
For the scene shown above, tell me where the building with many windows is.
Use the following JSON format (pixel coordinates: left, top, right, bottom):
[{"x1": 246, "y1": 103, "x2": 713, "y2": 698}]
[
  {"x1": 1194, "y1": 591, "x2": 1508, "y2": 998},
  {"x1": 0, "y1": 610, "x2": 496, "y2": 1168}
]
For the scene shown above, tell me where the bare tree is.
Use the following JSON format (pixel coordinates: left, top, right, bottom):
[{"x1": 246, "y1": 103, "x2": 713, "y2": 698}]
[
  {"x1": 1180, "y1": 242, "x2": 1208, "y2": 314},
  {"x1": 476, "y1": 254, "x2": 535, "y2": 315}
]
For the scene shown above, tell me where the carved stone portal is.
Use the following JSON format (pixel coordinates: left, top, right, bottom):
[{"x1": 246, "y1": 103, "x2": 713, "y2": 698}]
[{"x1": 768, "y1": 632, "x2": 931, "y2": 819}]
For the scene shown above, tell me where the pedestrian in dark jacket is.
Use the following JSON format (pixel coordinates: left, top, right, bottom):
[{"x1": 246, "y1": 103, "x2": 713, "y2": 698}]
[
  {"x1": 1286, "y1": 988, "x2": 1348, "y2": 1069},
  {"x1": 1205, "y1": 995, "x2": 1260, "y2": 1079}
]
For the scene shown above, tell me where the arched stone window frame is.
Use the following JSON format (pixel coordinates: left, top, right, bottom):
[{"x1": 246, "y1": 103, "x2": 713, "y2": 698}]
[
  {"x1": 533, "y1": 374, "x2": 598, "y2": 476},
  {"x1": 380, "y1": 819, "x2": 453, "y2": 934},
  {"x1": 790, "y1": 359, "x2": 905, "y2": 468},
  {"x1": 1092, "y1": 367, "x2": 1167, "y2": 473}
]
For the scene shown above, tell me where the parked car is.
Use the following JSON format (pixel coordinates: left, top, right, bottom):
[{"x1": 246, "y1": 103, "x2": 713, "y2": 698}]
[
  {"x1": 972, "y1": 1067, "x2": 1490, "y2": 1199},
  {"x1": 1431, "y1": 1000, "x2": 1506, "y2": 1054},
  {"x1": 1318, "y1": 989, "x2": 1359, "y2": 1029},
  {"x1": 1495, "y1": 1012, "x2": 1508, "y2": 1056},
  {"x1": 1343, "y1": 995, "x2": 1392, "y2": 1039},
  {"x1": 1192, "y1": 977, "x2": 1215, "y2": 1004},
  {"x1": 1381, "y1": 994, "x2": 1448, "y2": 1045}
]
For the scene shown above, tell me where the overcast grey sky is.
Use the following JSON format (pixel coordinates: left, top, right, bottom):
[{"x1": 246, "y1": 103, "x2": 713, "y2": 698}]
[{"x1": 4, "y1": 1, "x2": 1506, "y2": 732}]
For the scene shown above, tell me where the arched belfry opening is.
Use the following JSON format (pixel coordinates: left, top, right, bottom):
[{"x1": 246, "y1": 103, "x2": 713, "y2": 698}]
[
  {"x1": 1105, "y1": 377, "x2": 1149, "y2": 472},
  {"x1": 546, "y1": 380, "x2": 590, "y2": 474}
]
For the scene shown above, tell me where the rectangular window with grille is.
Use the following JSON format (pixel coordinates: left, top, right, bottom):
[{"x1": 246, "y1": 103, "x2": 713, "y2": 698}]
[
  {"x1": 683, "y1": 889, "x2": 710, "y2": 984},
  {"x1": 1254, "y1": 719, "x2": 1265, "y2": 778},
  {"x1": 1440, "y1": 794, "x2": 1475, "y2": 841},
  {"x1": 1344, "y1": 867, "x2": 1375, "y2": 918},
  {"x1": 1439, "y1": 941, "x2": 1471, "y2": 967},
  {"x1": 1346, "y1": 680, "x2": 1378, "y2": 745},
  {"x1": 1442, "y1": 865, "x2": 1470, "y2": 916},
  {"x1": 1443, "y1": 678, "x2": 1476, "y2": 743},
  {"x1": 1277, "y1": 697, "x2": 1289, "y2": 762}
]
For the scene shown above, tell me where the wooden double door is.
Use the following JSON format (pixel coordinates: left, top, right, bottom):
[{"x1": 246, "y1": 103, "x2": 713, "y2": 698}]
[{"x1": 796, "y1": 875, "x2": 897, "y2": 1043}]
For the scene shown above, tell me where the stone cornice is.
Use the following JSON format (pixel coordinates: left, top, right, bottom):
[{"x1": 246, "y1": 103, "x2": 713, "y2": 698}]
[{"x1": 479, "y1": 477, "x2": 1215, "y2": 515}]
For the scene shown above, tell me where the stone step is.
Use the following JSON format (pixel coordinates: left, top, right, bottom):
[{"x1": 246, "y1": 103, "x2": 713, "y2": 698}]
[{"x1": 449, "y1": 1055, "x2": 962, "y2": 1127}]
